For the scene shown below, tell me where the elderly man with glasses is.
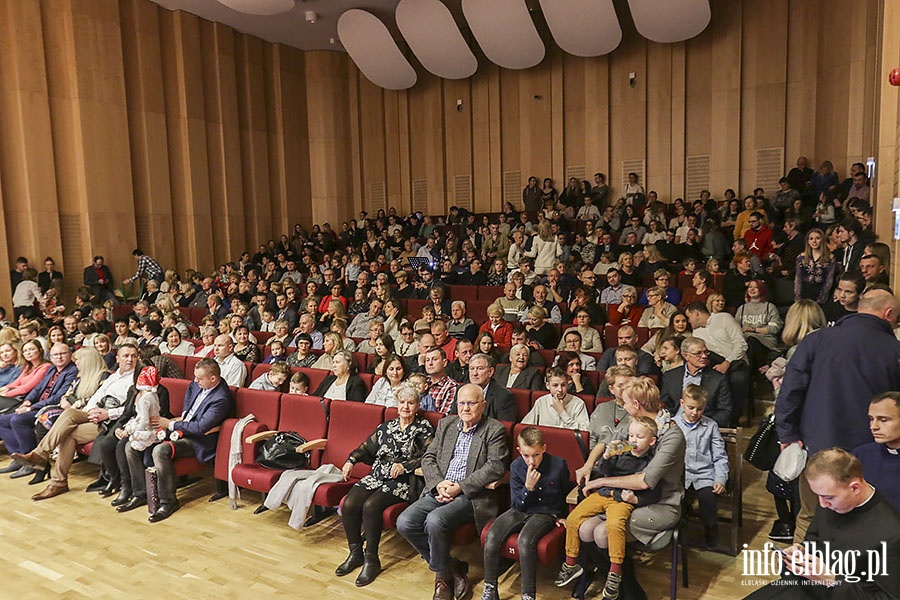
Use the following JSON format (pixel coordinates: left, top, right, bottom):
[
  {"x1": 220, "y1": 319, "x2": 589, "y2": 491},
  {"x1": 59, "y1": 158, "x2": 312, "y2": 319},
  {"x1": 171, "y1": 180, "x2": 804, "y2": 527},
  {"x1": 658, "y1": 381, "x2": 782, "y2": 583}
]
[{"x1": 658, "y1": 337, "x2": 733, "y2": 427}]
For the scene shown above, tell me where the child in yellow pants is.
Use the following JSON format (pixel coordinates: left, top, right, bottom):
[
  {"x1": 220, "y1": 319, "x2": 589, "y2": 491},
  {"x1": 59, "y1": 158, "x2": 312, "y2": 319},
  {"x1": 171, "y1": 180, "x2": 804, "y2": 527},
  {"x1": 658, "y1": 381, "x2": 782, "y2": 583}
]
[{"x1": 555, "y1": 417, "x2": 661, "y2": 600}]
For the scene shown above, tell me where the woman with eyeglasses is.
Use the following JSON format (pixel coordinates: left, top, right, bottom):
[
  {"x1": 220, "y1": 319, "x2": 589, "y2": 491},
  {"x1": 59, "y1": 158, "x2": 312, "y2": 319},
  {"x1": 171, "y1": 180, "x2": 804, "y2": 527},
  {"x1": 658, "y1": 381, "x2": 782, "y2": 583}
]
[{"x1": 608, "y1": 286, "x2": 642, "y2": 327}]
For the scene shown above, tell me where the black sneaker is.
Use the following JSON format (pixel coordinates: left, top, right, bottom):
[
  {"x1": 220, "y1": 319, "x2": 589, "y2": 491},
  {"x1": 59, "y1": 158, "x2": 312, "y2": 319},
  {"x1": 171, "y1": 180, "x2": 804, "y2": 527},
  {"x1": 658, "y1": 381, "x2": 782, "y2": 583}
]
[
  {"x1": 480, "y1": 583, "x2": 499, "y2": 600},
  {"x1": 554, "y1": 563, "x2": 583, "y2": 587},
  {"x1": 768, "y1": 520, "x2": 794, "y2": 543},
  {"x1": 602, "y1": 571, "x2": 622, "y2": 600}
]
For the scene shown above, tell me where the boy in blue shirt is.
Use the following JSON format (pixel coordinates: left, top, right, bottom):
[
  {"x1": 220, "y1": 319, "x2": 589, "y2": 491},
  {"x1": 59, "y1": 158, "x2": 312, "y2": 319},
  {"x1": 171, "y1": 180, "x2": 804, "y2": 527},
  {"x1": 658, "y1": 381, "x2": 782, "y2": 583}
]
[
  {"x1": 674, "y1": 384, "x2": 729, "y2": 547},
  {"x1": 481, "y1": 426, "x2": 571, "y2": 600}
]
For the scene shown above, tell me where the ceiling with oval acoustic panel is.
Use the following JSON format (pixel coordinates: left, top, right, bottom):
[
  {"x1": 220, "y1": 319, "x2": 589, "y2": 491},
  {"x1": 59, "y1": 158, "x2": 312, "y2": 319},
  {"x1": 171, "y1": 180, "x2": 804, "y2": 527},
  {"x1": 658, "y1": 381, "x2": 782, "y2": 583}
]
[
  {"x1": 395, "y1": 0, "x2": 477, "y2": 80},
  {"x1": 538, "y1": 0, "x2": 621, "y2": 57},
  {"x1": 338, "y1": 9, "x2": 417, "y2": 89},
  {"x1": 214, "y1": 0, "x2": 295, "y2": 16},
  {"x1": 627, "y1": 0, "x2": 710, "y2": 43},
  {"x1": 461, "y1": 0, "x2": 545, "y2": 70}
]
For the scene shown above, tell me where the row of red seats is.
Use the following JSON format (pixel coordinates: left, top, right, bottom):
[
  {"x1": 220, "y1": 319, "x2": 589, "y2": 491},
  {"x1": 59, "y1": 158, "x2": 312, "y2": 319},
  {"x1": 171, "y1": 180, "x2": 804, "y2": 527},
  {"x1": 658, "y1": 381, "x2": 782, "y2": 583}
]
[{"x1": 198, "y1": 380, "x2": 593, "y2": 558}]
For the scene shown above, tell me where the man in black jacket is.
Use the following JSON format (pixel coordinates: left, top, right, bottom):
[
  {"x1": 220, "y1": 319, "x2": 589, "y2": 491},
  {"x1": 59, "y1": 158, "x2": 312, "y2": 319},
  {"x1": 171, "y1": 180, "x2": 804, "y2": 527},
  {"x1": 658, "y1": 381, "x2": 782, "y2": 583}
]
[
  {"x1": 450, "y1": 353, "x2": 516, "y2": 422},
  {"x1": 83, "y1": 255, "x2": 115, "y2": 303}
]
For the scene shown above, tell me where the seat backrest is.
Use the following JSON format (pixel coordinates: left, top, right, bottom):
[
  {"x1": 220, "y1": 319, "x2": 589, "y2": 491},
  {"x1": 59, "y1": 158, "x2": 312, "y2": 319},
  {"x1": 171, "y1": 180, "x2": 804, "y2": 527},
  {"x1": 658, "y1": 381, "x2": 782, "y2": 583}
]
[
  {"x1": 161, "y1": 377, "x2": 191, "y2": 417},
  {"x1": 277, "y1": 395, "x2": 330, "y2": 468},
  {"x1": 449, "y1": 286, "x2": 479, "y2": 302},
  {"x1": 358, "y1": 373, "x2": 375, "y2": 393},
  {"x1": 536, "y1": 349, "x2": 556, "y2": 366},
  {"x1": 251, "y1": 362, "x2": 271, "y2": 383},
  {"x1": 254, "y1": 330, "x2": 275, "y2": 344},
  {"x1": 166, "y1": 354, "x2": 188, "y2": 375},
  {"x1": 350, "y1": 352, "x2": 367, "y2": 375},
  {"x1": 384, "y1": 408, "x2": 443, "y2": 429},
  {"x1": 406, "y1": 299, "x2": 429, "y2": 320},
  {"x1": 513, "y1": 423, "x2": 588, "y2": 482},
  {"x1": 235, "y1": 388, "x2": 281, "y2": 429},
  {"x1": 189, "y1": 307, "x2": 206, "y2": 325},
  {"x1": 511, "y1": 388, "x2": 533, "y2": 421},
  {"x1": 466, "y1": 300, "x2": 492, "y2": 322},
  {"x1": 323, "y1": 402, "x2": 385, "y2": 477},
  {"x1": 185, "y1": 356, "x2": 202, "y2": 380},
  {"x1": 477, "y1": 286, "x2": 504, "y2": 301},
  {"x1": 295, "y1": 367, "x2": 329, "y2": 394}
]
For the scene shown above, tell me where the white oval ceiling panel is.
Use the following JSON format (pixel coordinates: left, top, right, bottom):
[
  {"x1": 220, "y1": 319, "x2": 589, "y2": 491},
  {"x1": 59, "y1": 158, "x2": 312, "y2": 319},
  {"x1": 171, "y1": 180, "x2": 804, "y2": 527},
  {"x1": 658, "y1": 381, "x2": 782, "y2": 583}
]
[
  {"x1": 396, "y1": 0, "x2": 477, "y2": 80},
  {"x1": 628, "y1": 0, "x2": 711, "y2": 43},
  {"x1": 215, "y1": 0, "x2": 295, "y2": 16},
  {"x1": 538, "y1": 0, "x2": 621, "y2": 57},
  {"x1": 338, "y1": 10, "x2": 417, "y2": 90},
  {"x1": 462, "y1": 0, "x2": 544, "y2": 70}
]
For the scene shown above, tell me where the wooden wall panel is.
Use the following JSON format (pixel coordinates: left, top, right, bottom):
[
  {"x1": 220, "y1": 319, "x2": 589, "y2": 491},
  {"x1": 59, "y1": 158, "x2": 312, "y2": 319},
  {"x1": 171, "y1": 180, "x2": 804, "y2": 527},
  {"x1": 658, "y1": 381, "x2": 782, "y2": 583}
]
[
  {"x1": 265, "y1": 44, "x2": 310, "y2": 234},
  {"x1": 201, "y1": 21, "x2": 245, "y2": 268},
  {"x1": 0, "y1": 0, "x2": 62, "y2": 302},
  {"x1": 120, "y1": 0, "x2": 175, "y2": 271}
]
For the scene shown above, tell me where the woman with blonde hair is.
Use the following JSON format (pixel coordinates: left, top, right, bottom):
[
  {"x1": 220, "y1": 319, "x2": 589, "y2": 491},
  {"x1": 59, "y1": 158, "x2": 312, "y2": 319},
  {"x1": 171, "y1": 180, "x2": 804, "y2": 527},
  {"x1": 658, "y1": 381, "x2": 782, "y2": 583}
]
[
  {"x1": 781, "y1": 300, "x2": 827, "y2": 361},
  {"x1": 525, "y1": 220, "x2": 561, "y2": 275},
  {"x1": 0, "y1": 342, "x2": 24, "y2": 388},
  {"x1": 0, "y1": 327, "x2": 22, "y2": 347},
  {"x1": 706, "y1": 292, "x2": 726, "y2": 314},
  {"x1": 312, "y1": 332, "x2": 344, "y2": 371}
]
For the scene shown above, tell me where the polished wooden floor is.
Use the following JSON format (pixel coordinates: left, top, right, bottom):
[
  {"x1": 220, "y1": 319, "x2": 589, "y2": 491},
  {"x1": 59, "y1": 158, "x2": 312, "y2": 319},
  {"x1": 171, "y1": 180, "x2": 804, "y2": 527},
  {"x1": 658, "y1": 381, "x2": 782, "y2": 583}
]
[{"x1": 0, "y1": 437, "x2": 780, "y2": 600}]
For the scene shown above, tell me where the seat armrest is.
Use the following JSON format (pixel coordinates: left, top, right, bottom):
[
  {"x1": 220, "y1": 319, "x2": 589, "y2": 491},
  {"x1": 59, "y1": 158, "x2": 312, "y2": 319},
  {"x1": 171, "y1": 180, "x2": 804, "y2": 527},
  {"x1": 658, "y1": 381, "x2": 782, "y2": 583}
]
[
  {"x1": 245, "y1": 430, "x2": 276, "y2": 444},
  {"x1": 485, "y1": 472, "x2": 510, "y2": 490},
  {"x1": 297, "y1": 438, "x2": 327, "y2": 452}
]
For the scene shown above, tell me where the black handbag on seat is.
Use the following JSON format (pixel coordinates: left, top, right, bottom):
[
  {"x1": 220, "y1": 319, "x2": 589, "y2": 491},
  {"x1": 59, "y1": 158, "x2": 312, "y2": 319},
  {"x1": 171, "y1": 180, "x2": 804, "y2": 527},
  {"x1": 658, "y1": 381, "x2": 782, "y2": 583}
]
[{"x1": 258, "y1": 431, "x2": 311, "y2": 470}]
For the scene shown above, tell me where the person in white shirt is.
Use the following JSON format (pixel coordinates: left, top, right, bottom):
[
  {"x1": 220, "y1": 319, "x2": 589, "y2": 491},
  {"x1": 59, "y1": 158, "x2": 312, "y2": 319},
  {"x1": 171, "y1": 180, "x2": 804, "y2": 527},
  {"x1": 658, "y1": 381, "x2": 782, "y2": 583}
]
[
  {"x1": 18, "y1": 343, "x2": 138, "y2": 499},
  {"x1": 685, "y1": 301, "x2": 752, "y2": 424},
  {"x1": 521, "y1": 368, "x2": 589, "y2": 430},
  {"x1": 213, "y1": 334, "x2": 247, "y2": 388},
  {"x1": 159, "y1": 327, "x2": 196, "y2": 356},
  {"x1": 365, "y1": 354, "x2": 407, "y2": 407}
]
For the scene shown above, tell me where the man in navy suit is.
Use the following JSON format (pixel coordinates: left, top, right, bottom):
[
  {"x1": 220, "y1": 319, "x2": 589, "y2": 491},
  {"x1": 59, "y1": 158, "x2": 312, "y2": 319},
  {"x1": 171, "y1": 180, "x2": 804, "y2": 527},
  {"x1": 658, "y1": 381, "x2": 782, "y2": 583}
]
[
  {"x1": 119, "y1": 358, "x2": 233, "y2": 522},
  {"x1": 0, "y1": 343, "x2": 78, "y2": 462}
]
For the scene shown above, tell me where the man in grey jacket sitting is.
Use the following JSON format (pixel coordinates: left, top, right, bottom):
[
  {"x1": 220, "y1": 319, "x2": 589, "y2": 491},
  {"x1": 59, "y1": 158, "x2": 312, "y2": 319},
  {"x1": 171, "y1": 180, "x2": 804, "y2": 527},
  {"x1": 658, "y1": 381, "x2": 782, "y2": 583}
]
[{"x1": 397, "y1": 384, "x2": 509, "y2": 600}]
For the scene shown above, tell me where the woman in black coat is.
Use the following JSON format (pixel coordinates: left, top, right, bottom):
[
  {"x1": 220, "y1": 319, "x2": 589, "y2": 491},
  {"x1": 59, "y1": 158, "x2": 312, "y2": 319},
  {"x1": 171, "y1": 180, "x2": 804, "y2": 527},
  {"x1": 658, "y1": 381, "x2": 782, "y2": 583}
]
[{"x1": 313, "y1": 350, "x2": 367, "y2": 402}]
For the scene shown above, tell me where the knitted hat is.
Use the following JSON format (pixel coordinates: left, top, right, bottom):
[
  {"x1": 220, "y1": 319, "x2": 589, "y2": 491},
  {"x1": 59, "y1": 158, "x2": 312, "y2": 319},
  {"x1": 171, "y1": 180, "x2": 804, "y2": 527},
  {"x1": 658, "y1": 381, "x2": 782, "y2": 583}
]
[{"x1": 136, "y1": 365, "x2": 159, "y2": 392}]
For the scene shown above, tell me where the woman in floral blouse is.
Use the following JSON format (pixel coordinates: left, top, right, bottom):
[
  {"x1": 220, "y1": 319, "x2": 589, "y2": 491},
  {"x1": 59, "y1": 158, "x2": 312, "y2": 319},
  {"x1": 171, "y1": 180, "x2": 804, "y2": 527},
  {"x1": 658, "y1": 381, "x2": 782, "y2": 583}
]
[{"x1": 335, "y1": 384, "x2": 435, "y2": 587}]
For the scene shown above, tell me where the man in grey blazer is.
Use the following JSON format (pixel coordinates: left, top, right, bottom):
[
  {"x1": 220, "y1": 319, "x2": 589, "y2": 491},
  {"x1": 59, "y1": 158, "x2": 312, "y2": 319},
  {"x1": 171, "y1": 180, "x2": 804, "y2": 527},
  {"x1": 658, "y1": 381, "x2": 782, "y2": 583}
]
[{"x1": 397, "y1": 384, "x2": 509, "y2": 600}]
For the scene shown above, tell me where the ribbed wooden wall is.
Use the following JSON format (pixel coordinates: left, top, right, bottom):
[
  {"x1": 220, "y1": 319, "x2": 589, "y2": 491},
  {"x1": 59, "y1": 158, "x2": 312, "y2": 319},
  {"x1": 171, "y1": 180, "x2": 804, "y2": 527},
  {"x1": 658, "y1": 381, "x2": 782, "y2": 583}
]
[
  {"x1": 0, "y1": 0, "x2": 889, "y2": 305},
  {"x1": 349, "y1": 0, "x2": 880, "y2": 218},
  {"x1": 0, "y1": 0, "x2": 315, "y2": 302}
]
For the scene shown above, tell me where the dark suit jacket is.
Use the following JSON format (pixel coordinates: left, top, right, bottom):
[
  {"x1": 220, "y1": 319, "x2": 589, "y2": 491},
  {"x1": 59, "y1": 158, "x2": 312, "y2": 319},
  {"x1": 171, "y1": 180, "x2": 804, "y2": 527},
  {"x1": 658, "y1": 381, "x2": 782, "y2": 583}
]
[
  {"x1": 493, "y1": 365, "x2": 544, "y2": 392},
  {"x1": 449, "y1": 381, "x2": 516, "y2": 422},
  {"x1": 659, "y1": 366, "x2": 732, "y2": 427},
  {"x1": 276, "y1": 307, "x2": 299, "y2": 332},
  {"x1": 422, "y1": 415, "x2": 509, "y2": 532},
  {"x1": 313, "y1": 374, "x2": 367, "y2": 403},
  {"x1": 83, "y1": 264, "x2": 113, "y2": 295},
  {"x1": 24, "y1": 363, "x2": 79, "y2": 409},
  {"x1": 172, "y1": 380, "x2": 233, "y2": 463},
  {"x1": 88, "y1": 383, "x2": 171, "y2": 466}
]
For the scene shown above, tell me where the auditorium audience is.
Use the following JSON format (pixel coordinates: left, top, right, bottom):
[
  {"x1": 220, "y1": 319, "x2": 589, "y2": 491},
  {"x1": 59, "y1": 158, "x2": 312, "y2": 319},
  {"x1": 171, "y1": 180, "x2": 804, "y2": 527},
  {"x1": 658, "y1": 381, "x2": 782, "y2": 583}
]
[{"x1": 1, "y1": 159, "x2": 897, "y2": 596}]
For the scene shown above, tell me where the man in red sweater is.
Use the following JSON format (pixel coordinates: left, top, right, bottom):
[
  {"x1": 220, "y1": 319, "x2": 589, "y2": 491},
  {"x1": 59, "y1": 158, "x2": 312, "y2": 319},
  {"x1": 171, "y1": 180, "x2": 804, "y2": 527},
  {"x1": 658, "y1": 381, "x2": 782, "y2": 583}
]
[{"x1": 743, "y1": 211, "x2": 773, "y2": 260}]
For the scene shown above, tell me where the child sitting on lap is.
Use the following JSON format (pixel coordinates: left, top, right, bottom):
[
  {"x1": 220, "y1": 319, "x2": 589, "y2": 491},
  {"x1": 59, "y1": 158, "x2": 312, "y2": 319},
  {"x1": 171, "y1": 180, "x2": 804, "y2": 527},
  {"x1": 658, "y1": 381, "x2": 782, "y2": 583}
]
[{"x1": 555, "y1": 416, "x2": 662, "y2": 599}]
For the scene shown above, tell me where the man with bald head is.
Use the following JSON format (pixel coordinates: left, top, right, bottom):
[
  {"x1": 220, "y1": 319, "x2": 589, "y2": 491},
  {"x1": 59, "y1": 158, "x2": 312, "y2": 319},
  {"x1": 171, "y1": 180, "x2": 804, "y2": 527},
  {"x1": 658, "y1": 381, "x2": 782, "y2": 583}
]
[
  {"x1": 777, "y1": 288, "x2": 900, "y2": 543},
  {"x1": 397, "y1": 383, "x2": 509, "y2": 600},
  {"x1": 213, "y1": 334, "x2": 247, "y2": 387}
]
